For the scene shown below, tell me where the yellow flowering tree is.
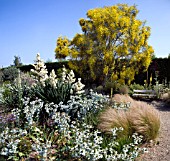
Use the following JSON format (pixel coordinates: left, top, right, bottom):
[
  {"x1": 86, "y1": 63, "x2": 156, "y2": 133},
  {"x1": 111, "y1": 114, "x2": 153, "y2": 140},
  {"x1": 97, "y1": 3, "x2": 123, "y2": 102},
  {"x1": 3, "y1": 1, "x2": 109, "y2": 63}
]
[{"x1": 55, "y1": 4, "x2": 154, "y2": 85}]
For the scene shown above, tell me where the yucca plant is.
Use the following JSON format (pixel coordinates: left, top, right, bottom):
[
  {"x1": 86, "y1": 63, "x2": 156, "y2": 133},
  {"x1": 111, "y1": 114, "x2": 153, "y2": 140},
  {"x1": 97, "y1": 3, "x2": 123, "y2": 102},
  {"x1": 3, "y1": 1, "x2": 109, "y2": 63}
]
[
  {"x1": 30, "y1": 53, "x2": 85, "y2": 106},
  {"x1": 32, "y1": 79, "x2": 73, "y2": 105}
]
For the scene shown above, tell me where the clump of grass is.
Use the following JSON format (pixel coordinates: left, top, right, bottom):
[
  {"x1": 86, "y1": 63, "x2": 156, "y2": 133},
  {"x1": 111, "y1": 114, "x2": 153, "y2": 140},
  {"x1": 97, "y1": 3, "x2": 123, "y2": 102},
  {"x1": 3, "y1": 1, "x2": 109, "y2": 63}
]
[
  {"x1": 98, "y1": 94, "x2": 160, "y2": 142},
  {"x1": 98, "y1": 108, "x2": 133, "y2": 138},
  {"x1": 112, "y1": 94, "x2": 134, "y2": 103},
  {"x1": 130, "y1": 102, "x2": 160, "y2": 141}
]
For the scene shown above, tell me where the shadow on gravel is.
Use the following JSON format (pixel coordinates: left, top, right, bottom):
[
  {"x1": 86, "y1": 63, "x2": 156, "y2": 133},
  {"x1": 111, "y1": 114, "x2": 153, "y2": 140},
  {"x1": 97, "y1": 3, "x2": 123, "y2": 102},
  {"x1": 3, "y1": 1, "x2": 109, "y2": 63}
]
[{"x1": 150, "y1": 100, "x2": 170, "y2": 112}]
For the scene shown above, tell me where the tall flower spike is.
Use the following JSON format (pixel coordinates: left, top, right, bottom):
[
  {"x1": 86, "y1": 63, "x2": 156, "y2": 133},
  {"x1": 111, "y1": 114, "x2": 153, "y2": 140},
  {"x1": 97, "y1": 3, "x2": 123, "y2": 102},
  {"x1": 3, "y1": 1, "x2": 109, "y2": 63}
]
[
  {"x1": 67, "y1": 70, "x2": 76, "y2": 84},
  {"x1": 61, "y1": 65, "x2": 67, "y2": 82},
  {"x1": 49, "y1": 69, "x2": 58, "y2": 87},
  {"x1": 36, "y1": 53, "x2": 41, "y2": 61},
  {"x1": 73, "y1": 78, "x2": 85, "y2": 94},
  {"x1": 16, "y1": 69, "x2": 21, "y2": 88},
  {"x1": 31, "y1": 53, "x2": 48, "y2": 85}
]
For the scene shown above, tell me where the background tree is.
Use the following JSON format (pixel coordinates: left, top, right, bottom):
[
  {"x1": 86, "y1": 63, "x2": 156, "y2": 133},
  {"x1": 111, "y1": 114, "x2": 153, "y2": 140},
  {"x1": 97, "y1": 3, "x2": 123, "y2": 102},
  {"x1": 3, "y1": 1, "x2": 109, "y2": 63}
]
[
  {"x1": 2, "y1": 66, "x2": 19, "y2": 82},
  {"x1": 13, "y1": 55, "x2": 22, "y2": 67},
  {"x1": 168, "y1": 53, "x2": 170, "y2": 59},
  {"x1": 55, "y1": 4, "x2": 154, "y2": 85},
  {"x1": 152, "y1": 53, "x2": 157, "y2": 60}
]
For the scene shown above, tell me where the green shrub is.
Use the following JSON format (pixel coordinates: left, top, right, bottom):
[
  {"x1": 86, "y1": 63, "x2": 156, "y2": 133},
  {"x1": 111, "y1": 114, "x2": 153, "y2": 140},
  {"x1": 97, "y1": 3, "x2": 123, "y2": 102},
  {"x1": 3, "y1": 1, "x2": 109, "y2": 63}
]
[
  {"x1": 129, "y1": 83, "x2": 144, "y2": 90},
  {"x1": 119, "y1": 85, "x2": 129, "y2": 94},
  {"x1": 129, "y1": 83, "x2": 144, "y2": 95},
  {"x1": 1, "y1": 66, "x2": 19, "y2": 83},
  {"x1": 1, "y1": 82, "x2": 31, "y2": 112},
  {"x1": 1, "y1": 83, "x2": 22, "y2": 112},
  {"x1": 104, "y1": 81, "x2": 121, "y2": 94},
  {"x1": 95, "y1": 85, "x2": 104, "y2": 93},
  {"x1": 30, "y1": 53, "x2": 85, "y2": 105}
]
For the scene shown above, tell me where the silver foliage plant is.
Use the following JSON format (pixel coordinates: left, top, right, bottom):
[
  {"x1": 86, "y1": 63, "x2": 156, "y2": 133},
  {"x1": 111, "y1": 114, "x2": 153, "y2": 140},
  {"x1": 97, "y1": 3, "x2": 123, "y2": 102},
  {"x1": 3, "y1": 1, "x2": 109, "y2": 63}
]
[{"x1": 0, "y1": 112, "x2": 146, "y2": 161}]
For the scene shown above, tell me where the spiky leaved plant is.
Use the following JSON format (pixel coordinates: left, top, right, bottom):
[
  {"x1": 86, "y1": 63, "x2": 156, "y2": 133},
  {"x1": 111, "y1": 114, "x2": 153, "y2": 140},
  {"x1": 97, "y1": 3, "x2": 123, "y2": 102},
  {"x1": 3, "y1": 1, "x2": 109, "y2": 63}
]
[{"x1": 31, "y1": 53, "x2": 85, "y2": 105}]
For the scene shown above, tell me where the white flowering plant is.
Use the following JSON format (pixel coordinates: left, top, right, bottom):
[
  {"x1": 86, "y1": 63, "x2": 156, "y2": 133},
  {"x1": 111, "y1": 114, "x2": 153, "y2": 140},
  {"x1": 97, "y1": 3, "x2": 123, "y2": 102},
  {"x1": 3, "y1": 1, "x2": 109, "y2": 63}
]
[
  {"x1": 31, "y1": 54, "x2": 85, "y2": 105},
  {"x1": 0, "y1": 103, "x2": 146, "y2": 160},
  {"x1": 0, "y1": 111, "x2": 146, "y2": 161}
]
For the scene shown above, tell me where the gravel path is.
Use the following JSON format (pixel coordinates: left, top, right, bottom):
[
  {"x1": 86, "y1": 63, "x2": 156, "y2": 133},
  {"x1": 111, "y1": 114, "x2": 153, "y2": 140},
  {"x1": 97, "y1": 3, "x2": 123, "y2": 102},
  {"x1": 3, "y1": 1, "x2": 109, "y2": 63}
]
[{"x1": 138, "y1": 101, "x2": 170, "y2": 161}]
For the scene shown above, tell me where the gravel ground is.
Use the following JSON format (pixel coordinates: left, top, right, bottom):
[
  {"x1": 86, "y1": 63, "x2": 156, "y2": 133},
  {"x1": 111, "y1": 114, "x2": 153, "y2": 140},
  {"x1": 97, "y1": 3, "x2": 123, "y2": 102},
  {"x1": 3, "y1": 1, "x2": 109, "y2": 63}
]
[{"x1": 138, "y1": 101, "x2": 170, "y2": 161}]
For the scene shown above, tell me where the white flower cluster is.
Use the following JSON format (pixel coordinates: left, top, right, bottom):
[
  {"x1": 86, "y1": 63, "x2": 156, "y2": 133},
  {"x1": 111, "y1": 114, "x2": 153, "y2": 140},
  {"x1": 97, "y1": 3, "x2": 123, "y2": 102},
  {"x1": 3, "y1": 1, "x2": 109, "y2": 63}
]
[
  {"x1": 48, "y1": 69, "x2": 58, "y2": 87},
  {"x1": 23, "y1": 98, "x2": 44, "y2": 125},
  {"x1": 0, "y1": 127, "x2": 27, "y2": 157},
  {"x1": 44, "y1": 101, "x2": 59, "y2": 115},
  {"x1": 31, "y1": 53, "x2": 48, "y2": 85},
  {"x1": 1, "y1": 102, "x2": 146, "y2": 161},
  {"x1": 61, "y1": 65, "x2": 85, "y2": 94},
  {"x1": 9, "y1": 96, "x2": 145, "y2": 160},
  {"x1": 67, "y1": 125, "x2": 145, "y2": 161},
  {"x1": 11, "y1": 97, "x2": 70, "y2": 127},
  {"x1": 11, "y1": 97, "x2": 44, "y2": 126},
  {"x1": 52, "y1": 111, "x2": 71, "y2": 136},
  {"x1": 59, "y1": 91, "x2": 109, "y2": 119},
  {"x1": 67, "y1": 69, "x2": 76, "y2": 83},
  {"x1": 0, "y1": 126, "x2": 53, "y2": 160},
  {"x1": 31, "y1": 53, "x2": 85, "y2": 94},
  {"x1": 112, "y1": 101, "x2": 131, "y2": 110},
  {"x1": 104, "y1": 130, "x2": 144, "y2": 161},
  {"x1": 70, "y1": 124, "x2": 103, "y2": 160},
  {"x1": 72, "y1": 78, "x2": 85, "y2": 94}
]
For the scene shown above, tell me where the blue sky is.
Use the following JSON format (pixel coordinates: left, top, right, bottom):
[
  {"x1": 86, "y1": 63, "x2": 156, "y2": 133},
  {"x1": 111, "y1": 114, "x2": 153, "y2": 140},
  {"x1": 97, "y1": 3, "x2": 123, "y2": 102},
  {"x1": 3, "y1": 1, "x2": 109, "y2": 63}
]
[{"x1": 0, "y1": 0, "x2": 170, "y2": 67}]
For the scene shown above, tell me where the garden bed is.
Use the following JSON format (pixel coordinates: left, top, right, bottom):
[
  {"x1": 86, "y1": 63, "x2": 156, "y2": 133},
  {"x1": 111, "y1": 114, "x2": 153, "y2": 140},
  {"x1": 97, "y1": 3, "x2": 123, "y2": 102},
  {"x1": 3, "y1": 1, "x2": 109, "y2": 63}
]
[{"x1": 0, "y1": 54, "x2": 166, "y2": 161}]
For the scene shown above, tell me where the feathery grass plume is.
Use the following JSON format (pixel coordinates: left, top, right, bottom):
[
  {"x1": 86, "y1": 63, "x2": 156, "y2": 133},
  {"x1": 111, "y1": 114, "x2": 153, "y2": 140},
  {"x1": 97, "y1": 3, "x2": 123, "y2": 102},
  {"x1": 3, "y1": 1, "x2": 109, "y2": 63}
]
[
  {"x1": 112, "y1": 94, "x2": 134, "y2": 103},
  {"x1": 130, "y1": 102, "x2": 160, "y2": 141},
  {"x1": 99, "y1": 94, "x2": 160, "y2": 142},
  {"x1": 98, "y1": 108, "x2": 133, "y2": 138}
]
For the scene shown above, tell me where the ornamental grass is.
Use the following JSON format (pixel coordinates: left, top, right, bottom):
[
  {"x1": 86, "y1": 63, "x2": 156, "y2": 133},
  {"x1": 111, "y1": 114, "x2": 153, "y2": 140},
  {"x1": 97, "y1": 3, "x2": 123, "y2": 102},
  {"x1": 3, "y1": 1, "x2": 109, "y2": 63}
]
[
  {"x1": 130, "y1": 102, "x2": 160, "y2": 141},
  {"x1": 98, "y1": 108, "x2": 133, "y2": 138},
  {"x1": 98, "y1": 94, "x2": 160, "y2": 142},
  {"x1": 111, "y1": 94, "x2": 134, "y2": 103}
]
